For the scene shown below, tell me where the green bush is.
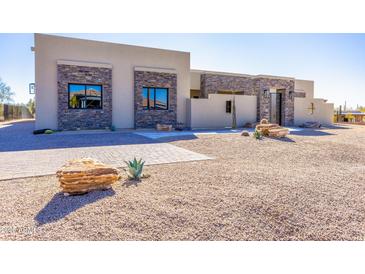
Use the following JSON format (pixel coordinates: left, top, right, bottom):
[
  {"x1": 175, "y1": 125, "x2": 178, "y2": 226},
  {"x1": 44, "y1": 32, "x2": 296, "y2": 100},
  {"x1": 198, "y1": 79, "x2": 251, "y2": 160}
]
[
  {"x1": 125, "y1": 157, "x2": 145, "y2": 180},
  {"x1": 110, "y1": 125, "x2": 116, "y2": 131},
  {"x1": 44, "y1": 129, "x2": 54, "y2": 134},
  {"x1": 253, "y1": 129, "x2": 262, "y2": 140}
]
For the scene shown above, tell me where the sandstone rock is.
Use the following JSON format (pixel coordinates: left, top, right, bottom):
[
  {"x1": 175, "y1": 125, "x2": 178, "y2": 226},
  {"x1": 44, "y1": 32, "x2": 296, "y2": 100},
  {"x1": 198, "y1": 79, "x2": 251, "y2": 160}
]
[
  {"x1": 240, "y1": 130, "x2": 250, "y2": 136},
  {"x1": 255, "y1": 121, "x2": 289, "y2": 138},
  {"x1": 268, "y1": 128, "x2": 289, "y2": 138},
  {"x1": 56, "y1": 158, "x2": 120, "y2": 195},
  {"x1": 260, "y1": 118, "x2": 269, "y2": 124},
  {"x1": 156, "y1": 123, "x2": 172, "y2": 131}
]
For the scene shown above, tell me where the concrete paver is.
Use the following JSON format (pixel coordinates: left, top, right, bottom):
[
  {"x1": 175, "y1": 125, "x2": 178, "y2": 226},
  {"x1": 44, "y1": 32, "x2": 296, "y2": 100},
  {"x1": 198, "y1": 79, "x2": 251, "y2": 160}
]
[{"x1": 0, "y1": 121, "x2": 212, "y2": 180}]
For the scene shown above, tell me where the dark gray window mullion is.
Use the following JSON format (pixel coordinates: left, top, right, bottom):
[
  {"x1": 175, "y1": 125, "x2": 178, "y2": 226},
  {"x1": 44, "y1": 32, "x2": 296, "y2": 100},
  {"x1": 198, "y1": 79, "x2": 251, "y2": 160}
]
[{"x1": 83, "y1": 84, "x2": 86, "y2": 109}]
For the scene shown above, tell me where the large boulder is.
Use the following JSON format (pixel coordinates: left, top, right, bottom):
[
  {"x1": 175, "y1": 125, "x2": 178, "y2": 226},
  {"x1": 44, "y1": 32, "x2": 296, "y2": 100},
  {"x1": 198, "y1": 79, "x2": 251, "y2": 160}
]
[
  {"x1": 56, "y1": 158, "x2": 121, "y2": 195},
  {"x1": 255, "y1": 121, "x2": 289, "y2": 138},
  {"x1": 156, "y1": 123, "x2": 172, "y2": 131},
  {"x1": 267, "y1": 128, "x2": 289, "y2": 138}
]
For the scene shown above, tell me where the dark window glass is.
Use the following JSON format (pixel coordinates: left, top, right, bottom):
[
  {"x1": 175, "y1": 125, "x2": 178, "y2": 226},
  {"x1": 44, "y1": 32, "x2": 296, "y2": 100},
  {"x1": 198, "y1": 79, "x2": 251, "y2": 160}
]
[
  {"x1": 68, "y1": 84, "x2": 102, "y2": 109},
  {"x1": 142, "y1": 87, "x2": 168, "y2": 110},
  {"x1": 226, "y1": 100, "x2": 232, "y2": 113},
  {"x1": 142, "y1": 87, "x2": 148, "y2": 109},
  {"x1": 155, "y1": 88, "x2": 168, "y2": 110}
]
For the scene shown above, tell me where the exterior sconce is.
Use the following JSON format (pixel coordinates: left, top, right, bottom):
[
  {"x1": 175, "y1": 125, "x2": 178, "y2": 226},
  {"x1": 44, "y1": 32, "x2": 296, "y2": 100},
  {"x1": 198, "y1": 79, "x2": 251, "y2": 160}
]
[
  {"x1": 263, "y1": 89, "x2": 270, "y2": 98},
  {"x1": 289, "y1": 90, "x2": 294, "y2": 100}
]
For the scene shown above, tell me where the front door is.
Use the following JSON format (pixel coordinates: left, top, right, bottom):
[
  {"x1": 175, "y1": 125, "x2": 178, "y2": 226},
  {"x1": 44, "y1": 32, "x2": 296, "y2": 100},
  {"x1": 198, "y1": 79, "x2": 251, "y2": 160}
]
[{"x1": 270, "y1": 92, "x2": 282, "y2": 125}]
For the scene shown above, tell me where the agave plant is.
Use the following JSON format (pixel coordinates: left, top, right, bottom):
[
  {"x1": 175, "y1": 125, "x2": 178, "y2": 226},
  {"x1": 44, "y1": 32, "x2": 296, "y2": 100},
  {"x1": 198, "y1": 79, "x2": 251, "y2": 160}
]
[
  {"x1": 253, "y1": 129, "x2": 262, "y2": 140},
  {"x1": 125, "y1": 157, "x2": 145, "y2": 180}
]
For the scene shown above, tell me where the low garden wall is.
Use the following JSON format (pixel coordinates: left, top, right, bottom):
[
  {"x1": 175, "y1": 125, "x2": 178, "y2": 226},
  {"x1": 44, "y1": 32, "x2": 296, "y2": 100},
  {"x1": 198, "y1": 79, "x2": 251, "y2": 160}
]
[
  {"x1": 294, "y1": 98, "x2": 334, "y2": 126},
  {"x1": 186, "y1": 94, "x2": 257, "y2": 129}
]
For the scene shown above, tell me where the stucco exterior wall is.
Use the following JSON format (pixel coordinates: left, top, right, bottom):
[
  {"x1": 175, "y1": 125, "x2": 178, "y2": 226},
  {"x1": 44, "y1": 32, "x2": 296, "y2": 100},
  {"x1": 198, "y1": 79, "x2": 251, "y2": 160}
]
[
  {"x1": 199, "y1": 73, "x2": 295, "y2": 126},
  {"x1": 190, "y1": 71, "x2": 201, "y2": 90},
  {"x1": 293, "y1": 79, "x2": 333, "y2": 125},
  {"x1": 294, "y1": 98, "x2": 334, "y2": 125},
  {"x1": 187, "y1": 94, "x2": 257, "y2": 129},
  {"x1": 295, "y1": 79, "x2": 314, "y2": 98},
  {"x1": 34, "y1": 34, "x2": 190, "y2": 130}
]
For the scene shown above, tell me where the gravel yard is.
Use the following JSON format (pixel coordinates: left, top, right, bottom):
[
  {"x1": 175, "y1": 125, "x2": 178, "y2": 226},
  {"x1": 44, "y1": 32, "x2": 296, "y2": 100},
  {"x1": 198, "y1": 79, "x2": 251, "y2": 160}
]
[{"x1": 1, "y1": 125, "x2": 365, "y2": 240}]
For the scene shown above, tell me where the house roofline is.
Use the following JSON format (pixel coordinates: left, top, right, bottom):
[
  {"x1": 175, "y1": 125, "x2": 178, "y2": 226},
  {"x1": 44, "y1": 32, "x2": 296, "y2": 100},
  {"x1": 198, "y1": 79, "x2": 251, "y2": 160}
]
[
  {"x1": 34, "y1": 33, "x2": 190, "y2": 55},
  {"x1": 190, "y1": 69, "x2": 295, "y2": 81}
]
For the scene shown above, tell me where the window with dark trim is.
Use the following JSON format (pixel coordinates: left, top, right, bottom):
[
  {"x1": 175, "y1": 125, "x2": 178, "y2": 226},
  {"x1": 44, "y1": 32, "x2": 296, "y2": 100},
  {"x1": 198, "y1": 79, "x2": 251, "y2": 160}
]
[
  {"x1": 142, "y1": 87, "x2": 168, "y2": 110},
  {"x1": 68, "y1": 84, "x2": 102, "y2": 109},
  {"x1": 226, "y1": 100, "x2": 232, "y2": 113}
]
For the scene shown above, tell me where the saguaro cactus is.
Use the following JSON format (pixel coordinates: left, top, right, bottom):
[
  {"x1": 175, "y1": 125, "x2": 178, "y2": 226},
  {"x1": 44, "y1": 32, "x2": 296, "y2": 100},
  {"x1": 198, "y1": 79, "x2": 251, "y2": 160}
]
[{"x1": 232, "y1": 95, "x2": 237, "y2": 129}]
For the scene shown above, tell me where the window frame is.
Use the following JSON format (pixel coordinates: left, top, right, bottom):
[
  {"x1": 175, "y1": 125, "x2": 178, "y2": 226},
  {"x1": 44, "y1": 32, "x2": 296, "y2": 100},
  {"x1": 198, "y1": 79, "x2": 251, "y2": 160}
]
[
  {"x1": 226, "y1": 100, "x2": 232, "y2": 113},
  {"x1": 68, "y1": 83, "x2": 103, "y2": 110},
  {"x1": 142, "y1": 87, "x2": 169, "y2": 111}
]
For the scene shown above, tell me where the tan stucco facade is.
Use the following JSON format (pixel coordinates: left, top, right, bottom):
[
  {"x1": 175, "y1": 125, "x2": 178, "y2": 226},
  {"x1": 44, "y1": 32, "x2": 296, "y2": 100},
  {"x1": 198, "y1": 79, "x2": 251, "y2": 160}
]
[
  {"x1": 34, "y1": 34, "x2": 333, "y2": 130},
  {"x1": 34, "y1": 34, "x2": 190, "y2": 130},
  {"x1": 294, "y1": 80, "x2": 334, "y2": 125},
  {"x1": 187, "y1": 94, "x2": 257, "y2": 129}
]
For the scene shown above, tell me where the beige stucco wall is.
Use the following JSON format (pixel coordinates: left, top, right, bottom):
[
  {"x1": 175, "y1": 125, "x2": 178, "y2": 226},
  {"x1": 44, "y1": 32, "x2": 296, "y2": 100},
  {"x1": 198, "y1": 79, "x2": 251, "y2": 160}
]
[
  {"x1": 34, "y1": 34, "x2": 190, "y2": 130},
  {"x1": 295, "y1": 79, "x2": 314, "y2": 98},
  {"x1": 190, "y1": 71, "x2": 201, "y2": 90},
  {"x1": 294, "y1": 98, "x2": 334, "y2": 125},
  {"x1": 187, "y1": 94, "x2": 257, "y2": 129},
  {"x1": 294, "y1": 79, "x2": 333, "y2": 125}
]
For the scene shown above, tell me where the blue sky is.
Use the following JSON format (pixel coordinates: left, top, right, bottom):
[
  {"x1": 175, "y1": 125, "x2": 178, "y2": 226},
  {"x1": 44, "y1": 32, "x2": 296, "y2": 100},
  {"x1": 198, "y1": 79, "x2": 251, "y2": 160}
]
[{"x1": 0, "y1": 33, "x2": 364, "y2": 108}]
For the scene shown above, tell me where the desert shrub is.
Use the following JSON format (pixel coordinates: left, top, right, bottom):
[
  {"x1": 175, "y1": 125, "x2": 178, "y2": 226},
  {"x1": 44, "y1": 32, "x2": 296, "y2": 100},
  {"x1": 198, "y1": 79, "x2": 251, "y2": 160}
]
[
  {"x1": 110, "y1": 125, "x2": 116, "y2": 131},
  {"x1": 33, "y1": 129, "x2": 51, "y2": 134},
  {"x1": 125, "y1": 158, "x2": 145, "y2": 180},
  {"x1": 44, "y1": 129, "x2": 54, "y2": 134},
  {"x1": 253, "y1": 129, "x2": 262, "y2": 140}
]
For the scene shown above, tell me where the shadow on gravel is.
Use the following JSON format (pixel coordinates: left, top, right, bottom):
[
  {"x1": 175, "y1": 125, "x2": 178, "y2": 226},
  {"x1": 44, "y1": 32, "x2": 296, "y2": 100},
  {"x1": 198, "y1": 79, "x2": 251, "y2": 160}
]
[
  {"x1": 34, "y1": 189, "x2": 115, "y2": 225},
  {"x1": 0, "y1": 121, "x2": 199, "y2": 152},
  {"x1": 290, "y1": 130, "x2": 334, "y2": 137},
  {"x1": 267, "y1": 136, "x2": 296, "y2": 143}
]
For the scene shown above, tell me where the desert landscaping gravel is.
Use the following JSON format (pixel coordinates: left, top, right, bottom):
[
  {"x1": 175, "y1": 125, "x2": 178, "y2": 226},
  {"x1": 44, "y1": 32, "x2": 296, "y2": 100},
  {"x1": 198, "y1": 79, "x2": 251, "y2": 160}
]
[{"x1": 0, "y1": 125, "x2": 364, "y2": 240}]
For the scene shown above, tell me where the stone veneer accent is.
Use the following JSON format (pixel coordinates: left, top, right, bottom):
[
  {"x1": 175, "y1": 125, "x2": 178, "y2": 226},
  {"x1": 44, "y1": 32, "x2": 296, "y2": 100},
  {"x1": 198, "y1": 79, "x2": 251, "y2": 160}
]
[
  {"x1": 134, "y1": 70, "x2": 177, "y2": 128},
  {"x1": 294, "y1": 91, "x2": 306, "y2": 98},
  {"x1": 57, "y1": 64, "x2": 112, "y2": 130},
  {"x1": 200, "y1": 74, "x2": 304, "y2": 126},
  {"x1": 254, "y1": 77, "x2": 295, "y2": 126}
]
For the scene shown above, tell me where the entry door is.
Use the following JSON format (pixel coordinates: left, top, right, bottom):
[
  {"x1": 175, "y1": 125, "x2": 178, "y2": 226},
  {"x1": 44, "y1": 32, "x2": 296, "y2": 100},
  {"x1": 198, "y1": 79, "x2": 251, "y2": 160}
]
[{"x1": 270, "y1": 93, "x2": 282, "y2": 125}]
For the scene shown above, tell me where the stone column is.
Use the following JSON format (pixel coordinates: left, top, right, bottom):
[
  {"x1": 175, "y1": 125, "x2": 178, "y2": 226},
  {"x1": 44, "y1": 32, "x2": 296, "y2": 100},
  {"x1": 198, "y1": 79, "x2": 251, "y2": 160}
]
[{"x1": 258, "y1": 88, "x2": 270, "y2": 122}]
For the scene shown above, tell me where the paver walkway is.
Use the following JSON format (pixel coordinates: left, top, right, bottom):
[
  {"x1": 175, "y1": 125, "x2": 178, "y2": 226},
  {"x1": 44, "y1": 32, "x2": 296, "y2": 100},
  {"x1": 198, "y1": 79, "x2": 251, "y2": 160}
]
[{"x1": 0, "y1": 121, "x2": 212, "y2": 180}]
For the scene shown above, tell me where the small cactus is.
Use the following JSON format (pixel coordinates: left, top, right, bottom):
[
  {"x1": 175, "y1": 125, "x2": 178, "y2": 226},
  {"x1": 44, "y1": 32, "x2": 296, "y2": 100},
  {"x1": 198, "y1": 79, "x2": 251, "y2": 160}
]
[
  {"x1": 124, "y1": 157, "x2": 145, "y2": 180},
  {"x1": 253, "y1": 129, "x2": 262, "y2": 140}
]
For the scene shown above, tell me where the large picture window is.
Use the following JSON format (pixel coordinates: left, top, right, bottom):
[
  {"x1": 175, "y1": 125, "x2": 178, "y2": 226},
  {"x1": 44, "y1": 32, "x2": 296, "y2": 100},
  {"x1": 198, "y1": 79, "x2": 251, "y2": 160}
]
[
  {"x1": 68, "y1": 84, "x2": 102, "y2": 109},
  {"x1": 142, "y1": 87, "x2": 168, "y2": 110}
]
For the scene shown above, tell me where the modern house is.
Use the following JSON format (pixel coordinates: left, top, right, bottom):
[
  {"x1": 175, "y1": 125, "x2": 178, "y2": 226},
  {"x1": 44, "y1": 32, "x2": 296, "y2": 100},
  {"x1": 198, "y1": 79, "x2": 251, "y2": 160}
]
[{"x1": 34, "y1": 34, "x2": 333, "y2": 130}]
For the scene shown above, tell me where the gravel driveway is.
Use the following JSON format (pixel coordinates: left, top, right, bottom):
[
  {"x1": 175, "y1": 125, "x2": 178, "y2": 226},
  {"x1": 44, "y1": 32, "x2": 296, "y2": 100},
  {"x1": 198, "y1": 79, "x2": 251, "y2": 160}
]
[{"x1": 0, "y1": 123, "x2": 364, "y2": 240}]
